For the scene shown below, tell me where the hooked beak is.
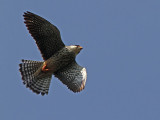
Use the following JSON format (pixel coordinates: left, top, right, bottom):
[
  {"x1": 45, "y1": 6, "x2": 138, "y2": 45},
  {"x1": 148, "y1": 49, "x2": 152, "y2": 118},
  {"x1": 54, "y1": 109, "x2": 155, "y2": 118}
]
[{"x1": 79, "y1": 46, "x2": 83, "y2": 50}]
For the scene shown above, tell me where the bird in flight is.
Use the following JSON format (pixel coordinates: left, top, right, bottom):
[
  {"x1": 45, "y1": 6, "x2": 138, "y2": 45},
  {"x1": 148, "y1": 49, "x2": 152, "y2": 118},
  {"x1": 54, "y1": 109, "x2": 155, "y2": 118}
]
[{"x1": 19, "y1": 11, "x2": 87, "y2": 95}]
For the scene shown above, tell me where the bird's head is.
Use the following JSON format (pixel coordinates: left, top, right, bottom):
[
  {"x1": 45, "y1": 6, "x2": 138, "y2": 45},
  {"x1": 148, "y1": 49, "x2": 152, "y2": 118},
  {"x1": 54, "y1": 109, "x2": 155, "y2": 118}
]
[{"x1": 67, "y1": 45, "x2": 83, "y2": 55}]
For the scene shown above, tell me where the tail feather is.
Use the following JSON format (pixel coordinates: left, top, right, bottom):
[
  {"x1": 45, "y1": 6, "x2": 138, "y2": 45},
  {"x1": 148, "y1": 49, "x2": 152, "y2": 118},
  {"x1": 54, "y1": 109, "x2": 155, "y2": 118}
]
[
  {"x1": 19, "y1": 60, "x2": 42, "y2": 81},
  {"x1": 19, "y1": 59, "x2": 52, "y2": 95}
]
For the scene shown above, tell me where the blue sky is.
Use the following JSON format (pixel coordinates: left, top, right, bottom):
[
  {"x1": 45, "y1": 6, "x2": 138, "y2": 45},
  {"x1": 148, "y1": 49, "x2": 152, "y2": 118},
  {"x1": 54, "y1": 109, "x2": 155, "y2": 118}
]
[{"x1": 1, "y1": 0, "x2": 160, "y2": 119}]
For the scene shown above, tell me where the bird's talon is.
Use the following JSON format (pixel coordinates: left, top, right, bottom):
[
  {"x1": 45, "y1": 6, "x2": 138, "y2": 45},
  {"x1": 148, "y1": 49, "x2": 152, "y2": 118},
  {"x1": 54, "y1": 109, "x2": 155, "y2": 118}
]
[{"x1": 42, "y1": 62, "x2": 49, "y2": 72}]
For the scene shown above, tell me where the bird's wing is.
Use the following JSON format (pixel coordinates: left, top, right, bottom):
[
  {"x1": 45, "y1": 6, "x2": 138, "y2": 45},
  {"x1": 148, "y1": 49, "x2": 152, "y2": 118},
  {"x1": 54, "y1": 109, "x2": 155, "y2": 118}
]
[
  {"x1": 23, "y1": 11, "x2": 65, "y2": 60},
  {"x1": 54, "y1": 61, "x2": 87, "y2": 92}
]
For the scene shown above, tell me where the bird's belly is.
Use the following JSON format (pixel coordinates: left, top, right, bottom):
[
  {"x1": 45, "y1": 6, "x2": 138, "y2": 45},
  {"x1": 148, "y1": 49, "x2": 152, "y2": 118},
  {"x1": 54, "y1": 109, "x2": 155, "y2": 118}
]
[{"x1": 45, "y1": 53, "x2": 75, "y2": 72}]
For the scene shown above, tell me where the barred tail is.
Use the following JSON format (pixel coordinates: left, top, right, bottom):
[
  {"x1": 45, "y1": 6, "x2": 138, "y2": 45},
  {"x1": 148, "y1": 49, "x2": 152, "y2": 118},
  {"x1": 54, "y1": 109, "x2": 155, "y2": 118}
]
[{"x1": 19, "y1": 59, "x2": 52, "y2": 95}]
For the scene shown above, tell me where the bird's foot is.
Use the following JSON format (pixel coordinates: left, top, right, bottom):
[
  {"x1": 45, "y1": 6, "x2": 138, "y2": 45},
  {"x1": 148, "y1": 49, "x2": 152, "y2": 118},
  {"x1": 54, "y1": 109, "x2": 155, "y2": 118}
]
[{"x1": 42, "y1": 62, "x2": 49, "y2": 72}]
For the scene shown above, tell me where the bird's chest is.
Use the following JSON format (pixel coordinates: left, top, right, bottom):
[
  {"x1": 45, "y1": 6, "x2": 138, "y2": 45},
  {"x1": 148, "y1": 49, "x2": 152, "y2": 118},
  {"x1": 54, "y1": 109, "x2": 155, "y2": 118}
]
[{"x1": 45, "y1": 50, "x2": 75, "y2": 72}]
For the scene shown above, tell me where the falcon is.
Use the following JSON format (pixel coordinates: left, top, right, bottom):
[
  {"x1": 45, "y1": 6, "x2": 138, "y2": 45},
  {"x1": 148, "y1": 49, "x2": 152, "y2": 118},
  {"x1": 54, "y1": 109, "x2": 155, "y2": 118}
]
[{"x1": 19, "y1": 11, "x2": 87, "y2": 95}]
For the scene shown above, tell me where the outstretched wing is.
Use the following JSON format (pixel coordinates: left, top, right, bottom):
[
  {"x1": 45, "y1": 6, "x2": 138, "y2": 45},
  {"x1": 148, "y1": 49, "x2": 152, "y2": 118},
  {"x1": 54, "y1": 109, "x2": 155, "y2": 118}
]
[
  {"x1": 54, "y1": 61, "x2": 87, "y2": 92},
  {"x1": 23, "y1": 11, "x2": 65, "y2": 60}
]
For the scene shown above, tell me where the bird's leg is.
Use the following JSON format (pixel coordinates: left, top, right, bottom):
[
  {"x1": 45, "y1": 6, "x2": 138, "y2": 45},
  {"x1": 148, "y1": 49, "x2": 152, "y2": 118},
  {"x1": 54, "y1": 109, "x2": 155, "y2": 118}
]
[{"x1": 42, "y1": 62, "x2": 49, "y2": 72}]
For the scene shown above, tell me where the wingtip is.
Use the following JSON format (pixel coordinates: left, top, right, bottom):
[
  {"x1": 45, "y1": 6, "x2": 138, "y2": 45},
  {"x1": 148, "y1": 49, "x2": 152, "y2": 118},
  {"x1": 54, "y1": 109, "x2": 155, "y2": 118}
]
[
  {"x1": 23, "y1": 11, "x2": 31, "y2": 15},
  {"x1": 23, "y1": 11, "x2": 34, "y2": 18},
  {"x1": 68, "y1": 80, "x2": 86, "y2": 93},
  {"x1": 23, "y1": 11, "x2": 28, "y2": 17}
]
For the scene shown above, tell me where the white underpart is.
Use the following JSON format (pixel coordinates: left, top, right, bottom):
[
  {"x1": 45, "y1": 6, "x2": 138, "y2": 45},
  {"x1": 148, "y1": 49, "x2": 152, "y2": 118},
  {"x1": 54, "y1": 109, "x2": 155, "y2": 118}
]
[
  {"x1": 81, "y1": 68, "x2": 87, "y2": 86},
  {"x1": 69, "y1": 45, "x2": 77, "y2": 49}
]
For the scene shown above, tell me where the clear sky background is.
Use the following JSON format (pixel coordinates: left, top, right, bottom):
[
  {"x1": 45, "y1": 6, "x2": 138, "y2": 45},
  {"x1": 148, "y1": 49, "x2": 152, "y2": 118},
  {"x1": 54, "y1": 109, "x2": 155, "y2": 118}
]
[{"x1": 1, "y1": 0, "x2": 160, "y2": 119}]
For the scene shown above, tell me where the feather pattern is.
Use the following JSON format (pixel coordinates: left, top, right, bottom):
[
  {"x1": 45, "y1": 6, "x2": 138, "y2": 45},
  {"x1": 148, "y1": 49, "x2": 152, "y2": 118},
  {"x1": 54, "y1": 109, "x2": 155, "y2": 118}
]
[
  {"x1": 54, "y1": 61, "x2": 87, "y2": 92},
  {"x1": 23, "y1": 11, "x2": 65, "y2": 60},
  {"x1": 19, "y1": 60, "x2": 52, "y2": 95}
]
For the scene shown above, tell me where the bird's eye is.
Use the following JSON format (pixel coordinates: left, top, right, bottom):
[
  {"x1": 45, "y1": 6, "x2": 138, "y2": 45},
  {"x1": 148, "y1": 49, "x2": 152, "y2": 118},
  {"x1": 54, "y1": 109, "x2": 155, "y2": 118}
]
[{"x1": 75, "y1": 45, "x2": 79, "y2": 47}]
